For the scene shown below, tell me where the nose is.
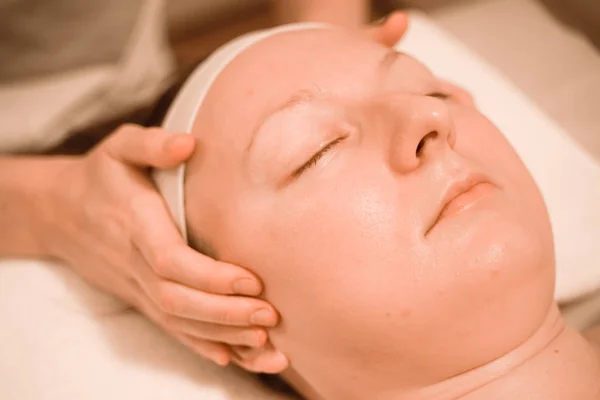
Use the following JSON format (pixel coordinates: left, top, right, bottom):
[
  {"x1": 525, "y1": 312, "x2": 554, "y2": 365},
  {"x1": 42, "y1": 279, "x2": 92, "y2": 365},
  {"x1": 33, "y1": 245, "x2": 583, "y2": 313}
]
[{"x1": 386, "y1": 94, "x2": 456, "y2": 174}]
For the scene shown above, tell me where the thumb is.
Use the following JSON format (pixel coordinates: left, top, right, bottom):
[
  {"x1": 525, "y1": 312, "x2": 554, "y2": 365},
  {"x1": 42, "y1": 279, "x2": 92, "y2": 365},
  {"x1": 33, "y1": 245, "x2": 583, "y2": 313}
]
[
  {"x1": 105, "y1": 124, "x2": 196, "y2": 168},
  {"x1": 367, "y1": 12, "x2": 409, "y2": 47}
]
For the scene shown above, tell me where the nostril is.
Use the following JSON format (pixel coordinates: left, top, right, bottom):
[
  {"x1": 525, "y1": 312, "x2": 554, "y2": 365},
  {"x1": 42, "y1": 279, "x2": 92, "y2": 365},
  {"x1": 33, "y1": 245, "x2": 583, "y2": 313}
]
[
  {"x1": 416, "y1": 139, "x2": 425, "y2": 155},
  {"x1": 416, "y1": 131, "x2": 438, "y2": 156}
]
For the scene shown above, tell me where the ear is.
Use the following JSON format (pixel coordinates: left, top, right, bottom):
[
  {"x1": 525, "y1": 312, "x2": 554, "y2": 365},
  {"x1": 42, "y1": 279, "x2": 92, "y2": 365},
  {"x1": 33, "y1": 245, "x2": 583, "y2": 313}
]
[{"x1": 438, "y1": 79, "x2": 475, "y2": 108}]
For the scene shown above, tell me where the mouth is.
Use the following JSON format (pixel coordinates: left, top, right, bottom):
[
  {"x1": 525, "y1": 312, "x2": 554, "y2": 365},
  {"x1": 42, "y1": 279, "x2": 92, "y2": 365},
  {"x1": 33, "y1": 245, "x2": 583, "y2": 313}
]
[{"x1": 425, "y1": 173, "x2": 494, "y2": 235}]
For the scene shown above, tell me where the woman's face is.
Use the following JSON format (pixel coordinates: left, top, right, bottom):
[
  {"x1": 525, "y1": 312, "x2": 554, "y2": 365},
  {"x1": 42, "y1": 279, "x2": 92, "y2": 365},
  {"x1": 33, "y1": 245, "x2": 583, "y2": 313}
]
[{"x1": 185, "y1": 28, "x2": 555, "y2": 384}]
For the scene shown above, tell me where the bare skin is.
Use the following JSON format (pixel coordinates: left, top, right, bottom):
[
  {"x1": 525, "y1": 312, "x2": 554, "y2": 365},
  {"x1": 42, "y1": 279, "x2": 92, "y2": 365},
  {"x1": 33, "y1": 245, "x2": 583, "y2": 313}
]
[
  {"x1": 272, "y1": 0, "x2": 370, "y2": 28},
  {"x1": 181, "y1": 27, "x2": 600, "y2": 399}
]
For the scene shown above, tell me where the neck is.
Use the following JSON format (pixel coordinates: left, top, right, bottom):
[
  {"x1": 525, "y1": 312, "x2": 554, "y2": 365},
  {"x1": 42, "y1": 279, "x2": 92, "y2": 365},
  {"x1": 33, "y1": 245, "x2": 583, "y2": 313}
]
[
  {"x1": 417, "y1": 305, "x2": 600, "y2": 400},
  {"x1": 285, "y1": 304, "x2": 600, "y2": 400}
]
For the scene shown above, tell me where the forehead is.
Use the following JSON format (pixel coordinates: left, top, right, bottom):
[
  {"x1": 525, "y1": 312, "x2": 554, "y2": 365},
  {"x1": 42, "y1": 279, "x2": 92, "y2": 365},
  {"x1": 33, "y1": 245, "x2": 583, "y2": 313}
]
[{"x1": 191, "y1": 28, "x2": 409, "y2": 148}]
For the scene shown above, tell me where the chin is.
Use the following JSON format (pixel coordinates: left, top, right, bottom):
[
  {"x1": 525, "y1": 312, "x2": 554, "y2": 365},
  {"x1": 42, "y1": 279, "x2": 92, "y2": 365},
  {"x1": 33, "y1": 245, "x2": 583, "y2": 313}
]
[
  {"x1": 466, "y1": 199, "x2": 554, "y2": 320},
  {"x1": 436, "y1": 187, "x2": 551, "y2": 305},
  {"x1": 426, "y1": 204, "x2": 555, "y2": 374},
  {"x1": 461, "y1": 196, "x2": 550, "y2": 277}
]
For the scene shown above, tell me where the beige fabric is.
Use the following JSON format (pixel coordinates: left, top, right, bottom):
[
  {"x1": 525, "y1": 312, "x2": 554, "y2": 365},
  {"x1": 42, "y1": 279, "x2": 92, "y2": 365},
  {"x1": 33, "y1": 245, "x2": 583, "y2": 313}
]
[
  {"x1": 395, "y1": 0, "x2": 495, "y2": 11},
  {"x1": 0, "y1": 0, "x2": 176, "y2": 153},
  {"x1": 0, "y1": 0, "x2": 143, "y2": 81},
  {"x1": 429, "y1": 0, "x2": 600, "y2": 159},
  {"x1": 167, "y1": 0, "x2": 265, "y2": 38},
  {"x1": 561, "y1": 290, "x2": 600, "y2": 331},
  {"x1": 540, "y1": 0, "x2": 600, "y2": 49}
]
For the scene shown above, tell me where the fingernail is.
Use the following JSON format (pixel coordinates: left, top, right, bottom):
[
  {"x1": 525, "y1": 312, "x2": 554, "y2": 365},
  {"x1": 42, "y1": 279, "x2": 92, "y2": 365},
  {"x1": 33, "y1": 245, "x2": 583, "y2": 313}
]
[
  {"x1": 251, "y1": 330, "x2": 268, "y2": 347},
  {"x1": 376, "y1": 15, "x2": 389, "y2": 25},
  {"x1": 164, "y1": 135, "x2": 178, "y2": 151},
  {"x1": 214, "y1": 354, "x2": 230, "y2": 367},
  {"x1": 164, "y1": 135, "x2": 189, "y2": 152},
  {"x1": 274, "y1": 352, "x2": 290, "y2": 369},
  {"x1": 262, "y1": 351, "x2": 290, "y2": 374},
  {"x1": 233, "y1": 278, "x2": 262, "y2": 296},
  {"x1": 251, "y1": 309, "x2": 277, "y2": 327}
]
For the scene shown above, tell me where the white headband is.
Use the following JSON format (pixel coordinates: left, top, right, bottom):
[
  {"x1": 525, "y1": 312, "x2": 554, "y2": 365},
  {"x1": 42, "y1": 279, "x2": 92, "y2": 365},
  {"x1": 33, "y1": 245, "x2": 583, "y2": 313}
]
[{"x1": 152, "y1": 23, "x2": 330, "y2": 243}]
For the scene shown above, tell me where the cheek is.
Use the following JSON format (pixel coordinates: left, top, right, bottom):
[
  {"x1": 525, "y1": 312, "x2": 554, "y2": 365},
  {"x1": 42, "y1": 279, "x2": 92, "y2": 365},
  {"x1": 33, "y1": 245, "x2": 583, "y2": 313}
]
[
  {"x1": 454, "y1": 110, "x2": 551, "y2": 238},
  {"x1": 456, "y1": 116, "x2": 520, "y2": 177},
  {"x1": 453, "y1": 108, "x2": 555, "y2": 281},
  {"x1": 239, "y1": 170, "x2": 428, "y2": 353},
  {"x1": 266, "y1": 180, "x2": 412, "y2": 301}
]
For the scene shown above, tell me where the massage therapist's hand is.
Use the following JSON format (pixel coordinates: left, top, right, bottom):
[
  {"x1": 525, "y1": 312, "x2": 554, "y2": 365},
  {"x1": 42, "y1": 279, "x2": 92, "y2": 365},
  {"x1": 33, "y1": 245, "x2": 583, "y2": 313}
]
[
  {"x1": 44, "y1": 124, "x2": 283, "y2": 371},
  {"x1": 365, "y1": 11, "x2": 409, "y2": 47}
]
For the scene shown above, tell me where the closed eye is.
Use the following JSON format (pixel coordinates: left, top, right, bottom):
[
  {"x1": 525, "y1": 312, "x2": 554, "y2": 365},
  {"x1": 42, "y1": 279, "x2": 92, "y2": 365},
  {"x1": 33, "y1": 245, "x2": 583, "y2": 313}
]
[
  {"x1": 427, "y1": 92, "x2": 450, "y2": 100},
  {"x1": 292, "y1": 136, "x2": 347, "y2": 178}
]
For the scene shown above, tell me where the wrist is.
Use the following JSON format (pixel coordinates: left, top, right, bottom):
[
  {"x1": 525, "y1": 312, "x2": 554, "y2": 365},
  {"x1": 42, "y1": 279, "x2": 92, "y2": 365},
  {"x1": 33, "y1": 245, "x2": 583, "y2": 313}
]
[
  {"x1": 34, "y1": 156, "x2": 82, "y2": 259},
  {"x1": 273, "y1": 0, "x2": 369, "y2": 27},
  {"x1": 0, "y1": 155, "x2": 79, "y2": 259}
]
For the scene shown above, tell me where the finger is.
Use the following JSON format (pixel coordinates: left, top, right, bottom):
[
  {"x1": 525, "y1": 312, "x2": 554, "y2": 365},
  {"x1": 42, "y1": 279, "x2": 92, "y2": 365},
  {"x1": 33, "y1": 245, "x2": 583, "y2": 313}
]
[
  {"x1": 150, "y1": 245, "x2": 264, "y2": 296},
  {"x1": 366, "y1": 11, "x2": 409, "y2": 47},
  {"x1": 133, "y1": 285, "x2": 230, "y2": 367},
  {"x1": 106, "y1": 124, "x2": 196, "y2": 168},
  {"x1": 165, "y1": 316, "x2": 268, "y2": 347},
  {"x1": 231, "y1": 345, "x2": 289, "y2": 374},
  {"x1": 129, "y1": 193, "x2": 264, "y2": 296},
  {"x1": 147, "y1": 279, "x2": 279, "y2": 327},
  {"x1": 177, "y1": 334, "x2": 233, "y2": 367}
]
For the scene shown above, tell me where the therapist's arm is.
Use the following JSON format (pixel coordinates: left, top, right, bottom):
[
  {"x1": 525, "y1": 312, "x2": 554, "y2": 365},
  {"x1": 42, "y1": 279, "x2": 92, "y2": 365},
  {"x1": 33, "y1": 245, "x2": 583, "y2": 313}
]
[
  {"x1": 273, "y1": 0, "x2": 369, "y2": 27},
  {"x1": 274, "y1": 3, "x2": 409, "y2": 47},
  {"x1": 0, "y1": 156, "x2": 68, "y2": 258},
  {"x1": 0, "y1": 125, "x2": 284, "y2": 373},
  {"x1": 0, "y1": 14, "x2": 410, "y2": 374}
]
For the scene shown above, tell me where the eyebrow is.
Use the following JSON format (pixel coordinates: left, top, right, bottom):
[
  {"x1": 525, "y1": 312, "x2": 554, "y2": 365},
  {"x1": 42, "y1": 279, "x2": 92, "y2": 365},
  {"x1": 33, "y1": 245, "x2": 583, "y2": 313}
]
[
  {"x1": 246, "y1": 88, "x2": 322, "y2": 152},
  {"x1": 246, "y1": 50, "x2": 403, "y2": 152}
]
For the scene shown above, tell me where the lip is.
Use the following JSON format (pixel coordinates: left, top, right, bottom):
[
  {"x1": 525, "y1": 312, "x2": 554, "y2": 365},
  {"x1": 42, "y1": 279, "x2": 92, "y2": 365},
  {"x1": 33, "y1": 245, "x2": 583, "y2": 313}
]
[{"x1": 426, "y1": 173, "x2": 493, "y2": 235}]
